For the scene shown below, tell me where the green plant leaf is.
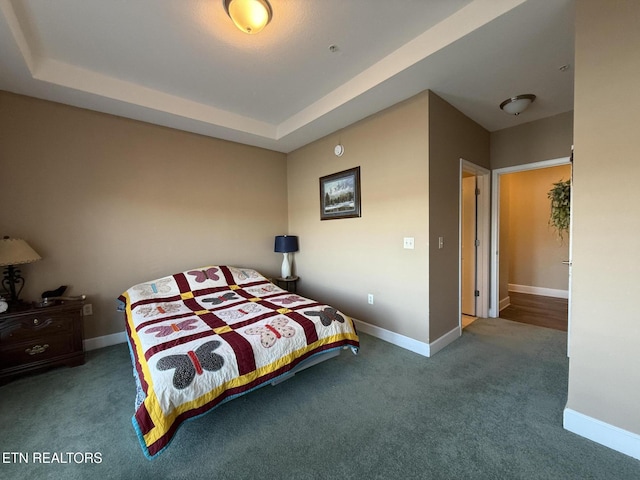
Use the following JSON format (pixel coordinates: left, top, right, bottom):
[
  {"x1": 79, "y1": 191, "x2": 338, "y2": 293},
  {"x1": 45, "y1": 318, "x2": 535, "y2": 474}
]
[{"x1": 548, "y1": 179, "x2": 571, "y2": 243}]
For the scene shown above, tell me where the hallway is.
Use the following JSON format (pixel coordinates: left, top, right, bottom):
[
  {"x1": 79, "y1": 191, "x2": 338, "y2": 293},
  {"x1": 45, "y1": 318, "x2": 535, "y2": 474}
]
[{"x1": 500, "y1": 292, "x2": 568, "y2": 331}]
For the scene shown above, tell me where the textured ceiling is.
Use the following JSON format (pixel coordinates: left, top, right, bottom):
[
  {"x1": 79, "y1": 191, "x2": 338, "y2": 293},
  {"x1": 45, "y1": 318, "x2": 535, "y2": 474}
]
[{"x1": 0, "y1": 0, "x2": 574, "y2": 153}]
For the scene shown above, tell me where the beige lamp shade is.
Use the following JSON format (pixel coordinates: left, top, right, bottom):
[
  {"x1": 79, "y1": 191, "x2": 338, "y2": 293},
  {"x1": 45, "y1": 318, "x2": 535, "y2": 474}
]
[{"x1": 0, "y1": 238, "x2": 42, "y2": 266}]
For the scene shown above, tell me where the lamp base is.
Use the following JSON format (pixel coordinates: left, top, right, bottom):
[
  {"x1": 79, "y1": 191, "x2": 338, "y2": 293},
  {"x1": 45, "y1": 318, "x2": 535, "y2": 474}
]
[
  {"x1": 2, "y1": 265, "x2": 25, "y2": 304},
  {"x1": 281, "y1": 252, "x2": 292, "y2": 279}
]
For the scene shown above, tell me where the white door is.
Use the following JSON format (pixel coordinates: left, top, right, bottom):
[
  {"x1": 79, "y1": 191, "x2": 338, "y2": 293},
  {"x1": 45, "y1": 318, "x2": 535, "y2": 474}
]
[
  {"x1": 461, "y1": 174, "x2": 477, "y2": 316},
  {"x1": 460, "y1": 159, "x2": 490, "y2": 320},
  {"x1": 566, "y1": 154, "x2": 574, "y2": 356}
]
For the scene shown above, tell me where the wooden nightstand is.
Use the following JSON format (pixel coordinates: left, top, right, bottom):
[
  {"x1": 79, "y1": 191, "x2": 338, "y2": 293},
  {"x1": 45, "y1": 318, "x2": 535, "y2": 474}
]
[
  {"x1": 274, "y1": 276, "x2": 299, "y2": 293},
  {"x1": 0, "y1": 301, "x2": 85, "y2": 385}
]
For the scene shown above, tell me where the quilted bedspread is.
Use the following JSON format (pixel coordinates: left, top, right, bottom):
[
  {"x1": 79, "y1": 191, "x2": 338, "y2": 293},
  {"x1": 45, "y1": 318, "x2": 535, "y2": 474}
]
[{"x1": 120, "y1": 266, "x2": 359, "y2": 458}]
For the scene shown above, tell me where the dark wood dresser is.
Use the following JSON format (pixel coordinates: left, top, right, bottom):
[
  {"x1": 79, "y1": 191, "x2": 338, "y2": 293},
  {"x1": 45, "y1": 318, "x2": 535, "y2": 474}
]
[{"x1": 0, "y1": 301, "x2": 85, "y2": 385}]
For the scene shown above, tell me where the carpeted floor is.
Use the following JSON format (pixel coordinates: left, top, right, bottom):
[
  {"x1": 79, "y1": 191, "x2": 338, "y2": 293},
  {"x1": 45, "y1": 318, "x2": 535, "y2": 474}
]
[{"x1": 1, "y1": 317, "x2": 638, "y2": 479}]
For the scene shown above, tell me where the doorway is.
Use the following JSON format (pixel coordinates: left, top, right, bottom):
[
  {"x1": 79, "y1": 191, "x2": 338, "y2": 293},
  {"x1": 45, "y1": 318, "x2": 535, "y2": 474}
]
[
  {"x1": 459, "y1": 159, "x2": 490, "y2": 328},
  {"x1": 489, "y1": 157, "x2": 572, "y2": 351}
]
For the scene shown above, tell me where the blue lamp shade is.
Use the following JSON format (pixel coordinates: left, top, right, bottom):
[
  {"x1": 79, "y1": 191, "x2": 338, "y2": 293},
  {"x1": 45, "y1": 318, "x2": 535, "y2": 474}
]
[{"x1": 274, "y1": 235, "x2": 298, "y2": 253}]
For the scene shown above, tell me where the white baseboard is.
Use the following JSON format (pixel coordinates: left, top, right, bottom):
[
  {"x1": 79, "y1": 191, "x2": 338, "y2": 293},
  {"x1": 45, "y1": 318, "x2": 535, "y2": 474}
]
[
  {"x1": 509, "y1": 283, "x2": 569, "y2": 299},
  {"x1": 563, "y1": 408, "x2": 640, "y2": 460},
  {"x1": 84, "y1": 331, "x2": 127, "y2": 351},
  {"x1": 429, "y1": 325, "x2": 461, "y2": 356},
  {"x1": 352, "y1": 318, "x2": 459, "y2": 357},
  {"x1": 499, "y1": 296, "x2": 511, "y2": 311},
  {"x1": 85, "y1": 320, "x2": 464, "y2": 359}
]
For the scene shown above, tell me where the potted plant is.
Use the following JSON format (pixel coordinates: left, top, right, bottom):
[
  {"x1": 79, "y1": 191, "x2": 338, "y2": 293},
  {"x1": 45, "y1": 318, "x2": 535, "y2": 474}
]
[{"x1": 548, "y1": 179, "x2": 571, "y2": 242}]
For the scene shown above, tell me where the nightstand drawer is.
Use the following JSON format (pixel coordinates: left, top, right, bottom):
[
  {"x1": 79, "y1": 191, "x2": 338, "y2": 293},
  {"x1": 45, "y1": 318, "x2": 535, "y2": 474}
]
[
  {"x1": 0, "y1": 302, "x2": 85, "y2": 384},
  {"x1": 0, "y1": 312, "x2": 74, "y2": 343},
  {"x1": 0, "y1": 334, "x2": 75, "y2": 368}
]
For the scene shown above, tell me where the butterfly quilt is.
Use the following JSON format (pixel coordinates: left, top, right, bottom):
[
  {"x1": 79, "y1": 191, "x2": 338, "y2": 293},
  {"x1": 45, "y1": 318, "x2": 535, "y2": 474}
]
[{"x1": 120, "y1": 266, "x2": 359, "y2": 459}]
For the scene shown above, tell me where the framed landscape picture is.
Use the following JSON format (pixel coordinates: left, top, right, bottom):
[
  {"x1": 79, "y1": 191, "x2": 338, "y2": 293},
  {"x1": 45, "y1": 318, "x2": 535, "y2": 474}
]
[{"x1": 319, "y1": 166, "x2": 361, "y2": 220}]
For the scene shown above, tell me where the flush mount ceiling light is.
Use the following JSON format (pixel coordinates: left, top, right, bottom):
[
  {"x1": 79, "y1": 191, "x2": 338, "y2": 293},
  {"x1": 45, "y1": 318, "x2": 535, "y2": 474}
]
[
  {"x1": 499, "y1": 94, "x2": 536, "y2": 116},
  {"x1": 224, "y1": 0, "x2": 272, "y2": 34}
]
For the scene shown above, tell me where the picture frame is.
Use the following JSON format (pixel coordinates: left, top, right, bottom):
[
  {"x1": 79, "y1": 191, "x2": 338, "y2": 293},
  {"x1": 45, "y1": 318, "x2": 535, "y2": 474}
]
[{"x1": 319, "y1": 166, "x2": 361, "y2": 220}]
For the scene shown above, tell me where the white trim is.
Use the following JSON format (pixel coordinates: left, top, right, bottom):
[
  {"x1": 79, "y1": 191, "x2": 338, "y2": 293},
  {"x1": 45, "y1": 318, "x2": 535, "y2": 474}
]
[
  {"x1": 429, "y1": 325, "x2": 461, "y2": 357},
  {"x1": 491, "y1": 156, "x2": 571, "y2": 176},
  {"x1": 352, "y1": 318, "x2": 459, "y2": 357},
  {"x1": 489, "y1": 156, "x2": 572, "y2": 318},
  {"x1": 563, "y1": 408, "x2": 640, "y2": 460},
  {"x1": 85, "y1": 320, "x2": 464, "y2": 358},
  {"x1": 84, "y1": 331, "x2": 127, "y2": 351},
  {"x1": 508, "y1": 284, "x2": 569, "y2": 299},
  {"x1": 567, "y1": 160, "x2": 574, "y2": 357},
  {"x1": 353, "y1": 319, "x2": 429, "y2": 356},
  {"x1": 499, "y1": 296, "x2": 511, "y2": 311}
]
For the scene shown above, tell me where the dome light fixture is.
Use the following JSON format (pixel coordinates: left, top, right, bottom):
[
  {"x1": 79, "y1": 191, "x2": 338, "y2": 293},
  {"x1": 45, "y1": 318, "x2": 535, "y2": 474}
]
[
  {"x1": 499, "y1": 94, "x2": 536, "y2": 116},
  {"x1": 223, "y1": 0, "x2": 272, "y2": 35}
]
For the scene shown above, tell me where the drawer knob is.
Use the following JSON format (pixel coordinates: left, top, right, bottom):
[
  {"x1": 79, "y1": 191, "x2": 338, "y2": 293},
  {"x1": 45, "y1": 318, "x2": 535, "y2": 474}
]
[
  {"x1": 25, "y1": 344, "x2": 49, "y2": 355},
  {"x1": 33, "y1": 318, "x2": 40, "y2": 325}
]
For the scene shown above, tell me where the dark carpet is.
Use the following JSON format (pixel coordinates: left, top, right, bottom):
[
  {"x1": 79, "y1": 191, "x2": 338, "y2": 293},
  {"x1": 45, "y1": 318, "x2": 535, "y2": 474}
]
[{"x1": 1, "y1": 317, "x2": 638, "y2": 479}]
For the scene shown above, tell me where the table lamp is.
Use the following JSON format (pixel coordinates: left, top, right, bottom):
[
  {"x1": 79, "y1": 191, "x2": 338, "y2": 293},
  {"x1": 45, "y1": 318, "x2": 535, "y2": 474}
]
[
  {"x1": 0, "y1": 236, "x2": 42, "y2": 305},
  {"x1": 274, "y1": 235, "x2": 298, "y2": 279}
]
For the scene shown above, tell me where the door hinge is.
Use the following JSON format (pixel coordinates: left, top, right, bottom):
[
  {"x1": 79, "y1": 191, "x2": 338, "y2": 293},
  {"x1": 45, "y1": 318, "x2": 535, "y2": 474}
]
[
  {"x1": 475, "y1": 239, "x2": 480, "y2": 247},
  {"x1": 475, "y1": 290, "x2": 480, "y2": 297}
]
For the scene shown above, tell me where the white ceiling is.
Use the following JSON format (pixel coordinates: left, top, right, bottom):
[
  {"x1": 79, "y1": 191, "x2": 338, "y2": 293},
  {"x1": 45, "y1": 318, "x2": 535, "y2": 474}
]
[{"x1": 0, "y1": 0, "x2": 574, "y2": 153}]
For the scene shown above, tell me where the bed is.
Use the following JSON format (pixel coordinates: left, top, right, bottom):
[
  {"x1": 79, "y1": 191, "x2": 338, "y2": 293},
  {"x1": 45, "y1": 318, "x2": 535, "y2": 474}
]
[{"x1": 119, "y1": 265, "x2": 359, "y2": 459}]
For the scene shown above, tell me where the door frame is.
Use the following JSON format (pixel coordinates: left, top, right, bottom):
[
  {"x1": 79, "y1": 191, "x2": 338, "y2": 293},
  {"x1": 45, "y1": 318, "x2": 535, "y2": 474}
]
[
  {"x1": 459, "y1": 159, "x2": 490, "y2": 322},
  {"x1": 489, "y1": 156, "x2": 572, "y2": 321}
]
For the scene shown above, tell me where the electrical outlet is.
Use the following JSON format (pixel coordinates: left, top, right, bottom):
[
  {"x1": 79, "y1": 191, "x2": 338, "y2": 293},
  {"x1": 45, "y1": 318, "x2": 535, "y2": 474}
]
[
  {"x1": 367, "y1": 294, "x2": 374, "y2": 305},
  {"x1": 83, "y1": 303, "x2": 93, "y2": 316},
  {"x1": 403, "y1": 237, "x2": 415, "y2": 249}
]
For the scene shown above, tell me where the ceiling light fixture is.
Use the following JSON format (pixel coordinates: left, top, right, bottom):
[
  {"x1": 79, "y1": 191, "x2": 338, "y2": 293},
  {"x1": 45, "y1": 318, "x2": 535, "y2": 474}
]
[
  {"x1": 499, "y1": 94, "x2": 536, "y2": 116},
  {"x1": 223, "y1": 0, "x2": 272, "y2": 35}
]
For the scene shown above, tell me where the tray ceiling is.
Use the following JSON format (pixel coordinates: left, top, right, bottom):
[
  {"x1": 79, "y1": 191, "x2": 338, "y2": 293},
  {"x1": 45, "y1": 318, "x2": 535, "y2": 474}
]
[{"x1": 0, "y1": 0, "x2": 574, "y2": 152}]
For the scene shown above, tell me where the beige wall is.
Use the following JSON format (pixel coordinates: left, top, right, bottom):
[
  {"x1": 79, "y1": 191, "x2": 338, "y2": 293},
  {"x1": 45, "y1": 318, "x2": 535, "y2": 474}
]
[
  {"x1": 568, "y1": 0, "x2": 640, "y2": 434},
  {"x1": 491, "y1": 111, "x2": 573, "y2": 170},
  {"x1": 287, "y1": 92, "x2": 430, "y2": 342},
  {"x1": 502, "y1": 165, "x2": 571, "y2": 292},
  {"x1": 491, "y1": 113, "x2": 574, "y2": 302},
  {"x1": 428, "y1": 92, "x2": 489, "y2": 339},
  {"x1": 0, "y1": 92, "x2": 288, "y2": 340}
]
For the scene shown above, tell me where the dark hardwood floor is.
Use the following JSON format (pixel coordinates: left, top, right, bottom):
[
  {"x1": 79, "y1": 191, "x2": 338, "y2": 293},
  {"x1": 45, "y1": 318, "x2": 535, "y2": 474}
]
[{"x1": 500, "y1": 292, "x2": 568, "y2": 331}]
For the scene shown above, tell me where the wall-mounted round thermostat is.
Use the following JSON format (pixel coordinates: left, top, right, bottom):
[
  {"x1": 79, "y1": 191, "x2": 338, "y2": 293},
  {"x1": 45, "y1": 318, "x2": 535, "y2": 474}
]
[{"x1": 334, "y1": 144, "x2": 344, "y2": 157}]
